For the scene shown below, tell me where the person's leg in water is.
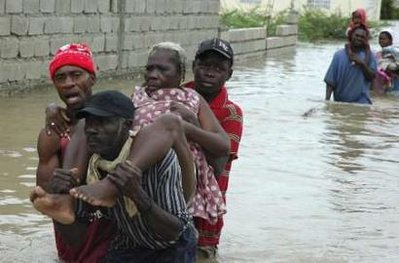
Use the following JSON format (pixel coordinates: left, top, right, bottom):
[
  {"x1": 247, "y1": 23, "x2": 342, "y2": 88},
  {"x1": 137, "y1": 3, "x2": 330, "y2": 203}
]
[{"x1": 70, "y1": 114, "x2": 196, "y2": 207}]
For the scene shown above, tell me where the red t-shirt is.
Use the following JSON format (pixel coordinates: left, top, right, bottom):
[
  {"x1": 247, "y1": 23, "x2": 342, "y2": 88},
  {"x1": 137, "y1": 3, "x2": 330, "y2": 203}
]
[{"x1": 185, "y1": 81, "x2": 244, "y2": 246}]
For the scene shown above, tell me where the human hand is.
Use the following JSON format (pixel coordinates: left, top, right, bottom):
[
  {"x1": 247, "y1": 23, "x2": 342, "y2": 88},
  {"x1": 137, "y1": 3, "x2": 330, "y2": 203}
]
[
  {"x1": 50, "y1": 168, "x2": 80, "y2": 194},
  {"x1": 170, "y1": 101, "x2": 199, "y2": 127},
  {"x1": 107, "y1": 161, "x2": 143, "y2": 197},
  {"x1": 45, "y1": 103, "x2": 70, "y2": 138},
  {"x1": 349, "y1": 53, "x2": 363, "y2": 66}
]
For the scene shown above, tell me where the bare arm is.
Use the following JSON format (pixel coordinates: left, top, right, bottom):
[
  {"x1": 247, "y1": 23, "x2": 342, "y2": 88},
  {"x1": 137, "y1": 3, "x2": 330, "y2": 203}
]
[
  {"x1": 171, "y1": 97, "x2": 230, "y2": 176},
  {"x1": 325, "y1": 84, "x2": 334, "y2": 101},
  {"x1": 184, "y1": 96, "x2": 230, "y2": 157},
  {"x1": 108, "y1": 161, "x2": 184, "y2": 241},
  {"x1": 132, "y1": 187, "x2": 183, "y2": 241},
  {"x1": 34, "y1": 128, "x2": 88, "y2": 248},
  {"x1": 349, "y1": 53, "x2": 375, "y2": 81},
  {"x1": 62, "y1": 120, "x2": 89, "y2": 181},
  {"x1": 55, "y1": 121, "x2": 91, "y2": 248},
  {"x1": 171, "y1": 131, "x2": 196, "y2": 202},
  {"x1": 359, "y1": 61, "x2": 375, "y2": 81},
  {"x1": 36, "y1": 129, "x2": 61, "y2": 191}
]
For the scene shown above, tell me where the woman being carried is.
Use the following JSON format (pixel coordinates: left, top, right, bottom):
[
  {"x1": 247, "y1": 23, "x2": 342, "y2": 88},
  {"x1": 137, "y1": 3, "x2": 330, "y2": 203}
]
[{"x1": 72, "y1": 42, "x2": 230, "y2": 224}]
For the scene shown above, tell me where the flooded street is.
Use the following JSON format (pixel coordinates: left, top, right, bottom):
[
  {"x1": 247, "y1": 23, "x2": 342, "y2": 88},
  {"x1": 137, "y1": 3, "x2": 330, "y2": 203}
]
[{"x1": 1, "y1": 42, "x2": 398, "y2": 262}]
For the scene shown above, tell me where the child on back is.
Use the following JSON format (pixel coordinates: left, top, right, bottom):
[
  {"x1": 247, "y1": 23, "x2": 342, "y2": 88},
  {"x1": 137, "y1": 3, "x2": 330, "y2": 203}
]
[
  {"x1": 345, "y1": 8, "x2": 371, "y2": 67},
  {"x1": 348, "y1": 8, "x2": 367, "y2": 32}
]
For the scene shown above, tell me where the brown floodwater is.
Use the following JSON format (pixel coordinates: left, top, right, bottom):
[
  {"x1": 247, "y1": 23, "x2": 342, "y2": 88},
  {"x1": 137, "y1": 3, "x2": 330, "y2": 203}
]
[{"x1": 0, "y1": 42, "x2": 398, "y2": 262}]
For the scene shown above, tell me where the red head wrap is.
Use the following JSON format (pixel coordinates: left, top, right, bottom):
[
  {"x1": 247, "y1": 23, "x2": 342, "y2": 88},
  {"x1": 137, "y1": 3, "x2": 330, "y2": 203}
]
[
  {"x1": 49, "y1": 43, "x2": 96, "y2": 79},
  {"x1": 351, "y1": 8, "x2": 367, "y2": 25}
]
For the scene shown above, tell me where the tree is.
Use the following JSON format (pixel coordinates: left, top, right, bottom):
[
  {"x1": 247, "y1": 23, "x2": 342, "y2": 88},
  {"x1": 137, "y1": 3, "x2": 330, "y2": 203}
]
[{"x1": 380, "y1": 0, "x2": 399, "y2": 19}]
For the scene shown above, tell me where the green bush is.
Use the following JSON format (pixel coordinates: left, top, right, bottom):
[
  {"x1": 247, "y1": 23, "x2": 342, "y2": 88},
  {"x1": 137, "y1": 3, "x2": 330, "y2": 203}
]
[
  {"x1": 380, "y1": 0, "x2": 399, "y2": 19},
  {"x1": 220, "y1": 8, "x2": 267, "y2": 29},
  {"x1": 220, "y1": 8, "x2": 387, "y2": 41},
  {"x1": 298, "y1": 8, "x2": 348, "y2": 41},
  {"x1": 220, "y1": 8, "x2": 288, "y2": 36},
  {"x1": 298, "y1": 8, "x2": 389, "y2": 41}
]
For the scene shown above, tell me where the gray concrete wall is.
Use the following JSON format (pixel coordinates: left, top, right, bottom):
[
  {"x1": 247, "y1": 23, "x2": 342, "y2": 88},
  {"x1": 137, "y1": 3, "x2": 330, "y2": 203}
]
[
  {"x1": 0, "y1": 0, "x2": 298, "y2": 94},
  {"x1": 0, "y1": 0, "x2": 220, "y2": 93},
  {"x1": 220, "y1": 12, "x2": 298, "y2": 61},
  {"x1": 221, "y1": 27, "x2": 267, "y2": 62}
]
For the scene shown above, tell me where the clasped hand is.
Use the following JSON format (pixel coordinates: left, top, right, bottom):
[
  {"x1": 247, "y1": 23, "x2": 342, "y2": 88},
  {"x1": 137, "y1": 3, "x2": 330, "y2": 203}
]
[{"x1": 107, "y1": 161, "x2": 143, "y2": 197}]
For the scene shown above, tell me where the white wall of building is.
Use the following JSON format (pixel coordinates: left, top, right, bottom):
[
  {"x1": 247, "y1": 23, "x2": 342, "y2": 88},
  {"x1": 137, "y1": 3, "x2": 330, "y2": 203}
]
[{"x1": 221, "y1": 0, "x2": 382, "y2": 20}]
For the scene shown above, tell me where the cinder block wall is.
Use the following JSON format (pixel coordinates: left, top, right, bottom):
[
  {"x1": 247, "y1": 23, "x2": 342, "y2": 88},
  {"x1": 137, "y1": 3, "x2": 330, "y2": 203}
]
[
  {"x1": 221, "y1": 12, "x2": 298, "y2": 61},
  {"x1": 0, "y1": 0, "x2": 220, "y2": 93},
  {"x1": 220, "y1": 27, "x2": 267, "y2": 62},
  {"x1": 266, "y1": 12, "x2": 298, "y2": 55},
  {"x1": 0, "y1": 1, "x2": 298, "y2": 94}
]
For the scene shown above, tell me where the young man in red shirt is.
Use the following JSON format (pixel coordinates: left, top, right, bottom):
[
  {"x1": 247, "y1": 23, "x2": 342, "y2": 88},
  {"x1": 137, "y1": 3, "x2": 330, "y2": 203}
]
[{"x1": 184, "y1": 38, "x2": 244, "y2": 261}]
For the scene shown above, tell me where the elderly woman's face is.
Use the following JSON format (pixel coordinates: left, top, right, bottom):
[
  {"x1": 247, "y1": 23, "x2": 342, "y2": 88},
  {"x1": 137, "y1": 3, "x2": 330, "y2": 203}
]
[{"x1": 144, "y1": 49, "x2": 181, "y2": 90}]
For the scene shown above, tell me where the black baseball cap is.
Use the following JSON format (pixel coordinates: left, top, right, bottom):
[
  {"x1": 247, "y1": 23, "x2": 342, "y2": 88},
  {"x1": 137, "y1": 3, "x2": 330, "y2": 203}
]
[
  {"x1": 76, "y1": 90, "x2": 135, "y2": 119},
  {"x1": 195, "y1": 38, "x2": 234, "y2": 63}
]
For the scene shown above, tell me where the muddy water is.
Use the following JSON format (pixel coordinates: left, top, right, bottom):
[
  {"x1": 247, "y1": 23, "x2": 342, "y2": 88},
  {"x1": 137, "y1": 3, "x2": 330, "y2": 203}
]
[{"x1": 0, "y1": 42, "x2": 398, "y2": 262}]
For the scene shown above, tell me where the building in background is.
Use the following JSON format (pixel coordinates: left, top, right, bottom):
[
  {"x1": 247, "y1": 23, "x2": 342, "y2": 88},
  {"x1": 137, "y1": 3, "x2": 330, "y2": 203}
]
[{"x1": 221, "y1": 0, "x2": 382, "y2": 21}]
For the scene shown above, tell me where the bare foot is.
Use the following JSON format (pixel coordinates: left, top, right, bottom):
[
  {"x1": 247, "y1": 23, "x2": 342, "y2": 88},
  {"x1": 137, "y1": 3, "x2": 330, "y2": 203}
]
[
  {"x1": 30, "y1": 186, "x2": 75, "y2": 225},
  {"x1": 69, "y1": 177, "x2": 118, "y2": 207}
]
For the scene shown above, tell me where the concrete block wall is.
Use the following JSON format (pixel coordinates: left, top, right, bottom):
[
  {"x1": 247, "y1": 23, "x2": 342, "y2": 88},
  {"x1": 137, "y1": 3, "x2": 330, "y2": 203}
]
[
  {"x1": 219, "y1": 23, "x2": 298, "y2": 62},
  {"x1": 0, "y1": 0, "x2": 220, "y2": 93},
  {"x1": 266, "y1": 24, "x2": 297, "y2": 51},
  {"x1": 265, "y1": 13, "x2": 298, "y2": 54},
  {"x1": 120, "y1": 0, "x2": 220, "y2": 75},
  {"x1": 0, "y1": 0, "x2": 298, "y2": 93},
  {"x1": 220, "y1": 27, "x2": 267, "y2": 61}
]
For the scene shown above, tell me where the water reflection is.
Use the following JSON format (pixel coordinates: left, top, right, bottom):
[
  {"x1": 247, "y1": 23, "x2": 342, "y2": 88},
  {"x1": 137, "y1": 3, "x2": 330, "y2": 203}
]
[
  {"x1": 319, "y1": 99, "x2": 399, "y2": 261},
  {"x1": 323, "y1": 103, "x2": 372, "y2": 173}
]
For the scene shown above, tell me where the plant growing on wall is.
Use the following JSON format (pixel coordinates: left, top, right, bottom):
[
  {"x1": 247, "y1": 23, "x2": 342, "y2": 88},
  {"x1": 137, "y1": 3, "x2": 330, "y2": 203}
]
[
  {"x1": 220, "y1": 8, "x2": 288, "y2": 36},
  {"x1": 298, "y1": 7, "x2": 348, "y2": 41},
  {"x1": 220, "y1": 7, "x2": 388, "y2": 41}
]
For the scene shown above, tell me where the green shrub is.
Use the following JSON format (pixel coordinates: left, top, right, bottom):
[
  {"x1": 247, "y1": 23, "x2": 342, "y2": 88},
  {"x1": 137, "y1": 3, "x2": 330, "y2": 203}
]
[
  {"x1": 298, "y1": 8, "x2": 348, "y2": 41},
  {"x1": 220, "y1": 8, "x2": 267, "y2": 29},
  {"x1": 299, "y1": 8, "x2": 389, "y2": 41},
  {"x1": 220, "y1": 8, "x2": 288, "y2": 36},
  {"x1": 220, "y1": 8, "x2": 387, "y2": 41},
  {"x1": 380, "y1": 0, "x2": 399, "y2": 19}
]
